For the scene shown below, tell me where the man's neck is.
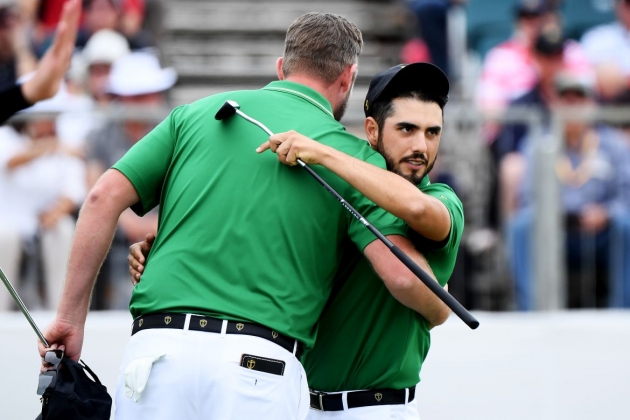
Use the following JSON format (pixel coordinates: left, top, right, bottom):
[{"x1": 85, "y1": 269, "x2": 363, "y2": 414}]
[{"x1": 284, "y1": 75, "x2": 336, "y2": 108}]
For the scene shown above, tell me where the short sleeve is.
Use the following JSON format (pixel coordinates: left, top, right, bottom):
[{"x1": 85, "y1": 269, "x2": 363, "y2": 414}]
[
  {"x1": 432, "y1": 186, "x2": 464, "y2": 256},
  {"x1": 346, "y1": 151, "x2": 408, "y2": 251},
  {"x1": 112, "y1": 106, "x2": 183, "y2": 216},
  {"x1": 412, "y1": 184, "x2": 464, "y2": 255}
]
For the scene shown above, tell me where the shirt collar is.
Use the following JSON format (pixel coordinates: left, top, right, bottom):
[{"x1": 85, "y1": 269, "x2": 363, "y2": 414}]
[
  {"x1": 418, "y1": 176, "x2": 431, "y2": 187},
  {"x1": 262, "y1": 80, "x2": 334, "y2": 118}
]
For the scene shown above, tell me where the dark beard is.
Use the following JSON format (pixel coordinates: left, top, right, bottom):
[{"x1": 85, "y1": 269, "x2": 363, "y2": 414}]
[
  {"x1": 334, "y1": 73, "x2": 356, "y2": 121},
  {"x1": 376, "y1": 132, "x2": 435, "y2": 185}
]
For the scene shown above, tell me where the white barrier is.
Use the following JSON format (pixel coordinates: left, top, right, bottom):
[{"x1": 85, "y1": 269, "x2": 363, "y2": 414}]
[{"x1": 3, "y1": 310, "x2": 630, "y2": 419}]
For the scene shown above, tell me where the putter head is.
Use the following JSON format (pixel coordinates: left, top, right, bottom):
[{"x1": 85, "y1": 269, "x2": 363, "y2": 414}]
[{"x1": 215, "y1": 100, "x2": 240, "y2": 121}]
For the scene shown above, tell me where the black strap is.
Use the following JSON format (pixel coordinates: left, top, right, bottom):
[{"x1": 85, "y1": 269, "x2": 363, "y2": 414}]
[
  {"x1": 78, "y1": 359, "x2": 103, "y2": 385},
  {"x1": 310, "y1": 387, "x2": 415, "y2": 411},
  {"x1": 132, "y1": 313, "x2": 302, "y2": 357},
  {"x1": 0, "y1": 84, "x2": 31, "y2": 125}
]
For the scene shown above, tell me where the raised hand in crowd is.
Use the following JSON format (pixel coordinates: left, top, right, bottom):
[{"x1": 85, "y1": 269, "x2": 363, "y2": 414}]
[{"x1": 20, "y1": 0, "x2": 81, "y2": 104}]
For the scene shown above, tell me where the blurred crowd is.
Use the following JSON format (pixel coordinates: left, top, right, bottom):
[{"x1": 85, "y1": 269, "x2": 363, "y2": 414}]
[
  {"x1": 0, "y1": 0, "x2": 174, "y2": 311},
  {"x1": 0, "y1": 0, "x2": 629, "y2": 313},
  {"x1": 406, "y1": 0, "x2": 630, "y2": 310}
]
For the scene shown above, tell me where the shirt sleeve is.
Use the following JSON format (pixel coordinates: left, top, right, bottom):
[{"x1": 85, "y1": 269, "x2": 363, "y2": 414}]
[
  {"x1": 0, "y1": 84, "x2": 31, "y2": 125},
  {"x1": 432, "y1": 185, "x2": 465, "y2": 256},
  {"x1": 410, "y1": 184, "x2": 464, "y2": 287},
  {"x1": 414, "y1": 184, "x2": 464, "y2": 254},
  {"x1": 345, "y1": 151, "x2": 408, "y2": 252},
  {"x1": 112, "y1": 106, "x2": 183, "y2": 216}
]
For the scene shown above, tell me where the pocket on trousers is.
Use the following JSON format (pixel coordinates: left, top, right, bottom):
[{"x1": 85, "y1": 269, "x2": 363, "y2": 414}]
[
  {"x1": 240, "y1": 354, "x2": 286, "y2": 376},
  {"x1": 233, "y1": 353, "x2": 286, "y2": 393}
]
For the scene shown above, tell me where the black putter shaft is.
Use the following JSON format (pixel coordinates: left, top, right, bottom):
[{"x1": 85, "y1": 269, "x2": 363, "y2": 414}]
[
  {"x1": 0, "y1": 267, "x2": 50, "y2": 346},
  {"x1": 215, "y1": 101, "x2": 479, "y2": 330}
]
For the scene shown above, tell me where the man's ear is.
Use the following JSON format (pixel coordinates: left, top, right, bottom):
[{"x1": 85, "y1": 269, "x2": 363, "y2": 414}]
[
  {"x1": 276, "y1": 57, "x2": 285, "y2": 80},
  {"x1": 365, "y1": 117, "x2": 379, "y2": 149},
  {"x1": 340, "y1": 63, "x2": 358, "y2": 92}
]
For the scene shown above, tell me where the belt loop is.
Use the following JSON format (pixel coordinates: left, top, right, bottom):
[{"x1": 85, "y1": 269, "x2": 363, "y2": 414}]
[
  {"x1": 405, "y1": 387, "x2": 409, "y2": 404},
  {"x1": 292, "y1": 340, "x2": 298, "y2": 356},
  {"x1": 183, "y1": 314, "x2": 192, "y2": 332},
  {"x1": 220, "y1": 319, "x2": 228, "y2": 336},
  {"x1": 342, "y1": 391, "x2": 349, "y2": 411}
]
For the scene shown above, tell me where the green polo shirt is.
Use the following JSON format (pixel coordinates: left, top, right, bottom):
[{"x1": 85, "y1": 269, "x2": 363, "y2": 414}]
[
  {"x1": 302, "y1": 177, "x2": 464, "y2": 391},
  {"x1": 112, "y1": 81, "x2": 407, "y2": 349}
]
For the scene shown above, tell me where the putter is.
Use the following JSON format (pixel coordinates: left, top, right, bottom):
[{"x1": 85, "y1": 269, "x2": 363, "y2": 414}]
[
  {"x1": 215, "y1": 101, "x2": 479, "y2": 330},
  {"x1": 0, "y1": 266, "x2": 50, "y2": 347}
]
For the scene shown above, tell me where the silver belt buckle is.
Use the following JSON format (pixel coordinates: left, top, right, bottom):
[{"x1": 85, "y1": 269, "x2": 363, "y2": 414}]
[{"x1": 309, "y1": 389, "x2": 325, "y2": 411}]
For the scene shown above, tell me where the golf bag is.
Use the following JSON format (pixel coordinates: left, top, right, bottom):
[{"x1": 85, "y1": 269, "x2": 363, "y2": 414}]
[{"x1": 37, "y1": 356, "x2": 112, "y2": 420}]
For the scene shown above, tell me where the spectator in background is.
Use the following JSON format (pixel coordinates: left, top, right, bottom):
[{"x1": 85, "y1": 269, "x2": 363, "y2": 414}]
[
  {"x1": 48, "y1": 29, "x2": 131, "y2": 157},
  {"x1": 75, "y1": 0, "x2": 151, "y2": 50},
  {"x1": 86, "y1": 51, "x2": 175, "y2": 309},
  {"x1": 0, "y1": 85, "x2": 86, "y2": 311},
  {"x1": 476, "y1": 0, "x2": 592, "y2": 113},
  {"x1": 494, "y1": 22, "x2": 570, "y2": 160},
  {"x1": 484, "y1": 21, "x2": 595, "y2": 243},
  {"x1": 32, "y1": 0, "x2": 150, "y2": 56},
  {"x1": 0, "y1": 5, "x2": 19, "y2": 90},
  {"x1": 0, "y1": 3, "x2": 37, "y2": 91},
  {"x1": 81, "y1": 28, "x2": 130, "y2": 104},
  {"x1": 0, "y1": 0, "x2": 81, "y2": 125},
  {"x1": 497, "y1": 23, "x2": 597, "y2": 225},
  {"x1": 406, "y1": 0, "x2": 463, "y2": 77},
  {"x1": 508, "y1": 71, "x2": 630, "y2": 310},
  {"x1": 581, "y1": 0, "x2": 630, "y2": 98}
]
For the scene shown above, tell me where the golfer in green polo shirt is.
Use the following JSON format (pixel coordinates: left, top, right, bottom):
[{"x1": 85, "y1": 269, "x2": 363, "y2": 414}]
[
  {"x1": 258, "y1": 62, "x2": 464, "y2": 419},
  {"x1": 40, "y1": 14, "x2": 446, "y2": 420}
]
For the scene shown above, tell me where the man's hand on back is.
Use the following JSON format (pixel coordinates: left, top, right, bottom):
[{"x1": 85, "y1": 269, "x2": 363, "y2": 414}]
[{"x1": 128, "y1": 233, "x2": 155, "y2": 285}]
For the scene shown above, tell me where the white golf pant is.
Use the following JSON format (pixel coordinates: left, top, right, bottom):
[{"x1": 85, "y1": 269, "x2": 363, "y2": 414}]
[
  {"x1": 114, "y1": 321, "x2": 310, "y2": 420},
  {"x1": 306, "y1": 387, "x2": 420, "y2": 420}
]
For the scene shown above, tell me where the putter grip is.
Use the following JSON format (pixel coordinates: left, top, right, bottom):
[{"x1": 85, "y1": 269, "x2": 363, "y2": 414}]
[{"x1": 389, "y1": 245, "x2": 480, "y2": 330}]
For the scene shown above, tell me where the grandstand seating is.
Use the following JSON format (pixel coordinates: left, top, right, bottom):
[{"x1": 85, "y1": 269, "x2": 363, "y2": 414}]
[
  {"x1": 561, "y1": 0, "x2": 616, "y2": 41},
  {"x1": 161, "y1": 0, "x2": 413, "y2": 124},
  {"x1": 465, "y1": 0, "x2": 617, "y2": 59},
  {"x1": 465, "y1": 0, "x2": 515, "y2": 59}
]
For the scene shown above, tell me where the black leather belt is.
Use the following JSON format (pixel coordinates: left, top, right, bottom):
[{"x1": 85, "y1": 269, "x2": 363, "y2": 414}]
[
  {"x1": 132, "y1": 313, "x2": 302, "y2": 357},
  {"x1": 309, "y1": 386, "x2": 416, "y2": 411}
]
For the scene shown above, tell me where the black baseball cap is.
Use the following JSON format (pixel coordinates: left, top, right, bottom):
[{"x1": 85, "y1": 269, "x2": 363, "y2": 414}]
[
  {"x1": 534, "y1": 22, "x2": 565, "y2": 56},
  {"x1": 364, "y1": 62, "x2": 449, "y2": 118}
]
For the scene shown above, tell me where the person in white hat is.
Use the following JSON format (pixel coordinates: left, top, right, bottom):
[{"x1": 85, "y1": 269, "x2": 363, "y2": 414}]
[
  {"x1": 81, "y1": 29, "x2": 130, "y2": 104},
  {"x1": 84, "y1": 51, "x2": 176, "y2": 309}
]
